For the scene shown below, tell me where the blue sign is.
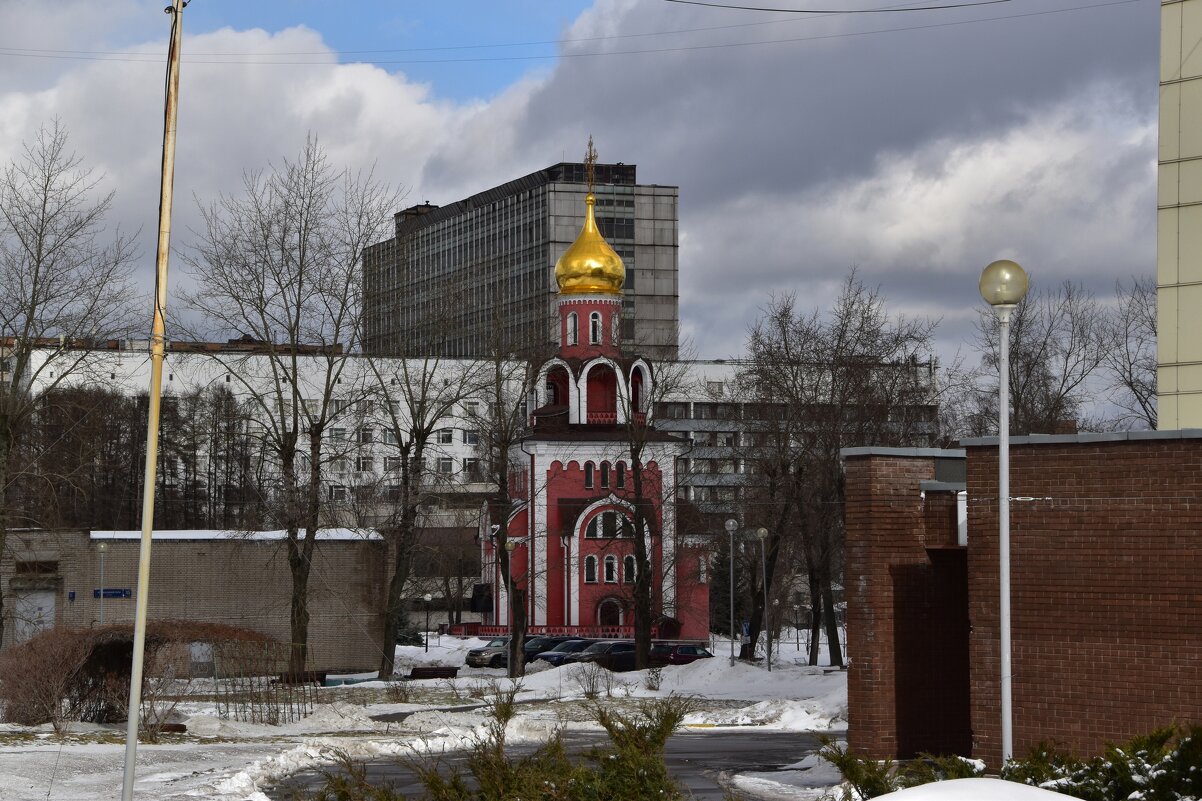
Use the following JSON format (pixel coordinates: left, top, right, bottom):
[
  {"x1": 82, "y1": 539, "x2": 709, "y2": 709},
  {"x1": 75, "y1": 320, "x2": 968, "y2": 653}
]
[{"x1": 94, "y1": 588, "x2": 132, "y2": 599}]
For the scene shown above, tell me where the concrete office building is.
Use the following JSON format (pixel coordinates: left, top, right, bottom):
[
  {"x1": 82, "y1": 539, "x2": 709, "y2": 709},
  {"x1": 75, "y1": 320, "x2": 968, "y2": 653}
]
[
  {"x1": 1159, "y1": 0, "x2": 1202, "y2": 427},
  {"x1": 363, "y1": 162, "x2": 679, "y2": 361}
]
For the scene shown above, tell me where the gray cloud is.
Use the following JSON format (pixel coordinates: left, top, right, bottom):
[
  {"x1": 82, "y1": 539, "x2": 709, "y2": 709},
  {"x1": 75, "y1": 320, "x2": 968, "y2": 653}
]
[{"x1": 0, "y1": 0, "x2": 1159, "y2": 363}]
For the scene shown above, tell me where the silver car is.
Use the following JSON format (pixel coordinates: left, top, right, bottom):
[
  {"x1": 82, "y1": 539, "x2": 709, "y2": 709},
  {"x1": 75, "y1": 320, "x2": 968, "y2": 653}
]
[{"x1": 465, "y1": 636, "x2": 510, "y2": 668}]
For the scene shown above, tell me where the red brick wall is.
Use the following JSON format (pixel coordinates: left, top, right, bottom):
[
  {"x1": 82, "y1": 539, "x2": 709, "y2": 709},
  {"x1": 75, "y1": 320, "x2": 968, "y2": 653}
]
[
  {"x1": 845, "y1": 451, "x2": 970, "y2": 759},
  {"x1": 967, "y1": 436, "x2": 1202, "y2": 766}
]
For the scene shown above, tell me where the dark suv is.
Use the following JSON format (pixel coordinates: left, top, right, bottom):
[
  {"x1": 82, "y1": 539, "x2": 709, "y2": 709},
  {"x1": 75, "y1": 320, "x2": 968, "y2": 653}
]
[
  {"x1": 535, "y1": 638, "x2": 595, "y2": 666},
  {"x1": 567, "y1": 640, "x2": 637, "y2": 671},
  {"x1": 650, "y1": 642, "x2": 714, "y2": 666}
]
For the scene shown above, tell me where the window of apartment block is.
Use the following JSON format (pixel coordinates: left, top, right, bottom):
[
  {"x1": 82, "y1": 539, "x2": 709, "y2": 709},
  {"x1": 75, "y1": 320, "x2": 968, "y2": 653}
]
[
  {"x1": 328, "y1": 485, "x2": 347, "y2": 502},
  {"x1": 464, "y1": 457, "x2": 482, "y2": 481},
  {"x1": 717, "y1": 431, "x2": 737, "y2": 447},
  {"x1": 655, "y1": 402, "x2": 689, "y2": 419},
  {"x1": 358, "y1": 427, "x2": 373, "y2": 445},
  {"x1": 356, "y1": 456, "x2": 374, "y2": 473},
  {"x1": 382, "y1": 429, "x2": 398, "y2": 445},
  {"x1": 463, "y1": 430, "x2": 479, "y2": 446},
  {"x1": 437, "y1": 429, "x2": 454, "y2": 444},
  {"x1": 462, "y1": 399, "x2": 480, "y2": 417},
  {"x1": 437, "y1": 457, "x2": 454, "y2": 475},
  {"x1": 384, "y1": 456, "x2": 401, "y2": 472},
  {"x1": 329, "y1": 427, "x2": 347, "y2": 441},
  {"x1": 333, "y1": 459, "x2": 349, "y2": 473}
]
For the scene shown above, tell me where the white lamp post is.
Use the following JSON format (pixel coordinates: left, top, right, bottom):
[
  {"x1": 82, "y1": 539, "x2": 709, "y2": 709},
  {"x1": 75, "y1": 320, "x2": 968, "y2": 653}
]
[
  {"x1": 724, "y1": 519, "x2": 738, "y2": 665},
  {"x1": 423, "y1": 593, "x2": 433, "y2": 653},
  {"x1": 979, "y1": 258, "x2": 1029, "y2": 764},
  {"x1": 756, "y1": 527, "x2": 770, "y2": 673},
  {"x1": 97, "y1": 541, "x2": 108, "y2": 626}
]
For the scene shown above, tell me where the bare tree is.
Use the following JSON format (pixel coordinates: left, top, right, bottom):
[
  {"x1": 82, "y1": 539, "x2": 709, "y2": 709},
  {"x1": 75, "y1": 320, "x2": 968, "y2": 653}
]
[
  {"x1": 743, "y1": 273, "x2": 937, "y2": 666},
  {"x1": 473, "y1": 317, "x2": 542, "y2": 679},
  {"x1": 616, "y1": 352, "x2": 692, "y2": 670},
  {"x1": 0, "y1": 120, "x2": 138, "y2": 646},
  {"x1": 1100, "y1": 275, "x2": 1156, "y2": 430},
  {"x1": 973, "y1": 280, "x2": 1106, "y2": 436},
  {"x1": 364, "y1": 353, "x2": 481, "y2": 677},
  {"x1": 181, "y1": 138, "x2": 400, "y2": 672}
]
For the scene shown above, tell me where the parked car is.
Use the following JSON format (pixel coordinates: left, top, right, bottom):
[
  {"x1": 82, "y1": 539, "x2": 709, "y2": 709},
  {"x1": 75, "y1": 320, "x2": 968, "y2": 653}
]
[
  {"x1": 534, "y1": 638, "x2": 596, "y2": 666},
  {"x1": 650, "y1": 642, "x2": 714, "y2": 666},
  {"x1": 521, "y1": 635, "x2": 578, "y2": 663},
  {"x1": 465, "y1": 636, "x2": 510, "y2": 668},
  {"x1": 567, "y1": 640, "x2": 637, "y2": 671}
]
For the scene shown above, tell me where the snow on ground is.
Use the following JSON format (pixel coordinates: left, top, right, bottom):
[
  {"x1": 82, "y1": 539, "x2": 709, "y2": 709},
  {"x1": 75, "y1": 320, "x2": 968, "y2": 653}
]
[{"x1": 0, "y1": 635, "x2": 851, "y2": 800}]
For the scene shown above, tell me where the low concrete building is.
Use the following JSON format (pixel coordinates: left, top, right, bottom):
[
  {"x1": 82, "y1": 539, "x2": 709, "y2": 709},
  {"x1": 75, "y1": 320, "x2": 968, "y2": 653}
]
[{"x1": 1, "y1": 528, "x2": 386, "y2": 673}]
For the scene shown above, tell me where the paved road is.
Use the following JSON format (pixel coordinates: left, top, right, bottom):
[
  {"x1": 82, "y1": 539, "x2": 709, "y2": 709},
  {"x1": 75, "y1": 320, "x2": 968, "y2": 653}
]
[{"x1": 269, "y1": 729, "x2": 828, "y2": 800}]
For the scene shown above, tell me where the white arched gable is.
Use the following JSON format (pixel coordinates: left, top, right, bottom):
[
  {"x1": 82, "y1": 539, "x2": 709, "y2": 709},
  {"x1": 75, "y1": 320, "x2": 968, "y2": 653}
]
[
  {"x1": 536, "y1": 358, "x2": 579, "y2": 422},
  {"x1": 626, "y1": 359, "x2": 653, "y2": 415},
  {"x1": 577, "y1": 357, "x2": 631, "y2": 424},
  {"x1": 573, "y1": 494, "x2": 636, "y2": 538}
]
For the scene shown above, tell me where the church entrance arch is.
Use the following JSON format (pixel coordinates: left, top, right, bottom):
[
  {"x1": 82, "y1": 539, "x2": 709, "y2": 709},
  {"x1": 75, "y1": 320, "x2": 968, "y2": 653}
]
[{"x1": 597, "y1": 597, "x2": 623, "y2": 627}]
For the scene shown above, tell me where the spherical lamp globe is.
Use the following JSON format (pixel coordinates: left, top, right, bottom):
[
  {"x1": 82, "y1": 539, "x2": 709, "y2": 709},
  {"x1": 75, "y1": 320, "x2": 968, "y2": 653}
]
[{"x1": 979, "y1": 260, "x2": 1029, "y2": 307}]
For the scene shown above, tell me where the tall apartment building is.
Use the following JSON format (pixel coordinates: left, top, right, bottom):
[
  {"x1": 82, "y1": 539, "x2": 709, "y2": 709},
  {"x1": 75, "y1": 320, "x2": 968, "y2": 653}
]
[
  {"x1": 1158, "y1": 0, "x2": 1202, "y2": 428},
  {"x1": 362, "y1": 162, "x2": 679, "y2": 360}
]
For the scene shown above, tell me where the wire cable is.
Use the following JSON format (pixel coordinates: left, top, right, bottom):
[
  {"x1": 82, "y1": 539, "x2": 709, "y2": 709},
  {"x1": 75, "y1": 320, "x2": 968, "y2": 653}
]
[
  {"x1": 0, "y1": 0, "x2": 1144, "y2": 67},
  {"x1": 664, "y1": 0, "x2": 1012, "y2": 12}
]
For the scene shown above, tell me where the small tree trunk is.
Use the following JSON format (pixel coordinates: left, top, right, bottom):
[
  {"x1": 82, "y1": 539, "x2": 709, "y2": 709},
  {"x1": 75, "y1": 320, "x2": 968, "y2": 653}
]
[
  {"x1": 822, "y1": 575, "x2": 844, "y2": 667},
  {"x1": 378, "y1": 540, "x2": 412, "y2": 677},
  {"x1": 287, "y1": 533, "x2": 313, "y2": 675},
  {"x1": 508, "y1": 586, "x2": 527, "y2": 678},
  {"x1": 807, "y1": 571, "x2": 823, "y2": 666}
]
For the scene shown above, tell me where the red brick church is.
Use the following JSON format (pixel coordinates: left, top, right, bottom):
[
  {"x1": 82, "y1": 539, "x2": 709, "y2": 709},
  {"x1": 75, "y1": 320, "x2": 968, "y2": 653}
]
[{"x1": 479, "y1": 150, "x2": 708, "y2": 641}]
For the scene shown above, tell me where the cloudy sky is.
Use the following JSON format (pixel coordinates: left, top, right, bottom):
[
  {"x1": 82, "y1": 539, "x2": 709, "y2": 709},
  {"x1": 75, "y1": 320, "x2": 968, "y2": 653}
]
[{"x1": 0, "y1": 0, "x2": 1158, "y2": 360}]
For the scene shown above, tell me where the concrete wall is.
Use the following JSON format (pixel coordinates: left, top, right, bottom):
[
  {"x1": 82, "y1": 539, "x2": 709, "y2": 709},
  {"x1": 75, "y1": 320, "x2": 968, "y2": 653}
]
[{"x1": 1, "y1": 530, "x2": 387, "y2": 673}]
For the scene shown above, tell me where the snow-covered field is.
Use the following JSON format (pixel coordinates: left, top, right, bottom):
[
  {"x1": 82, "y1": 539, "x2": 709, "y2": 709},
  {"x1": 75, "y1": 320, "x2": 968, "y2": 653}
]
[{"x1": 0, "y1": 636, "x2": 850, "y2": 801}]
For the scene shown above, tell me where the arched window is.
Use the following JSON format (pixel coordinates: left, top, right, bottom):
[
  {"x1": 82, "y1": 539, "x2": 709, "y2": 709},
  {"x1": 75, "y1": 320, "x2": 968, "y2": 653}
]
[
  {"x1": 584, "y1": 462, "x2": 595, "y2": 489},
  {"x1": 587, "y1": 511, "x2": 633, "y2": 539},
  {"x1": 584, "y1": 555, "x2": 598, "y2": 583},
  {"x1": 623, "y1": 555, "x2": 636, "y2": 583},
  {"x1": 589, "y1": 311, "x2": 602, "y2": 344},
  {"x1": 615, "y1": 461, "x2": 626, "y2": 489},
  {"x1": 604, "y1": 555, "x2": 618, "y2": 583},
  {"x1": 545, "y1": 381, "x2": 558, "y2": 405},
  {"x1": 600, "y1": 462, "x2": 610, "y2": 488},
  {"x1": 567, "y1": 312, "x2": 578, "y2": 345}
]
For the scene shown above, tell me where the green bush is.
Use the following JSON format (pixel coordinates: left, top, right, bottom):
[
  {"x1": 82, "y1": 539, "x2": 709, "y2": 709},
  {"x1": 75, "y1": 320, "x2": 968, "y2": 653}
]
[{"x1": 820, "y1": 724, "x2": 1202, "y2": 801}]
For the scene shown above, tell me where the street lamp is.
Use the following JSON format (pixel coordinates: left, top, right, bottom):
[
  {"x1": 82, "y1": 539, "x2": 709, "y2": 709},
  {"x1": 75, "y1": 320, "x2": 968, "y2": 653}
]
[
  {"x1": 756, "y1": 527, "x2": 770, "y2": 673},
  {"x1": 724, "y1": 519, "x2": 738, "y2": 665},
  {"x1": 423, "y1": 593, "x2": 433, "y2": 653},
  {"x1": 97, "y1": 541, "x2": 108, "y2": 626},
  {"x1": 505, "y1": 539, "x2": 519, "y2": 677},
  {"x1": 980, "y1": 258, "x2": 1029, "y2": 764}
]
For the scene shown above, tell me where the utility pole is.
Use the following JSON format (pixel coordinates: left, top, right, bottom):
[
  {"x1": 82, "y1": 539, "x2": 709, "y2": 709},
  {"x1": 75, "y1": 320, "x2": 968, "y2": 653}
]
[{"x1": 122, "y1": 2, "x2": 187, "y2": 798}]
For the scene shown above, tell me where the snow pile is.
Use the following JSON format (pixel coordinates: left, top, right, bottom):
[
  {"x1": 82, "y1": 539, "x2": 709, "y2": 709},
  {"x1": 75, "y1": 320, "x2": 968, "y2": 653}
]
[
  {"x1": 875, "y1": 778, "x2": 1074, "y2": 799},
  {"x1": 0, "y1": 639, "x2": 852, "y2": 800}
]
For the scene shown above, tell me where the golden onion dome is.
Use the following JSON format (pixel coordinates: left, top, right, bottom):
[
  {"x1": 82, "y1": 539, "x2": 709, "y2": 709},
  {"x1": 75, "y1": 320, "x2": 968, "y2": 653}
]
[{"x1": 554, "y1": 192, "x2": 625, "y2": 296}]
